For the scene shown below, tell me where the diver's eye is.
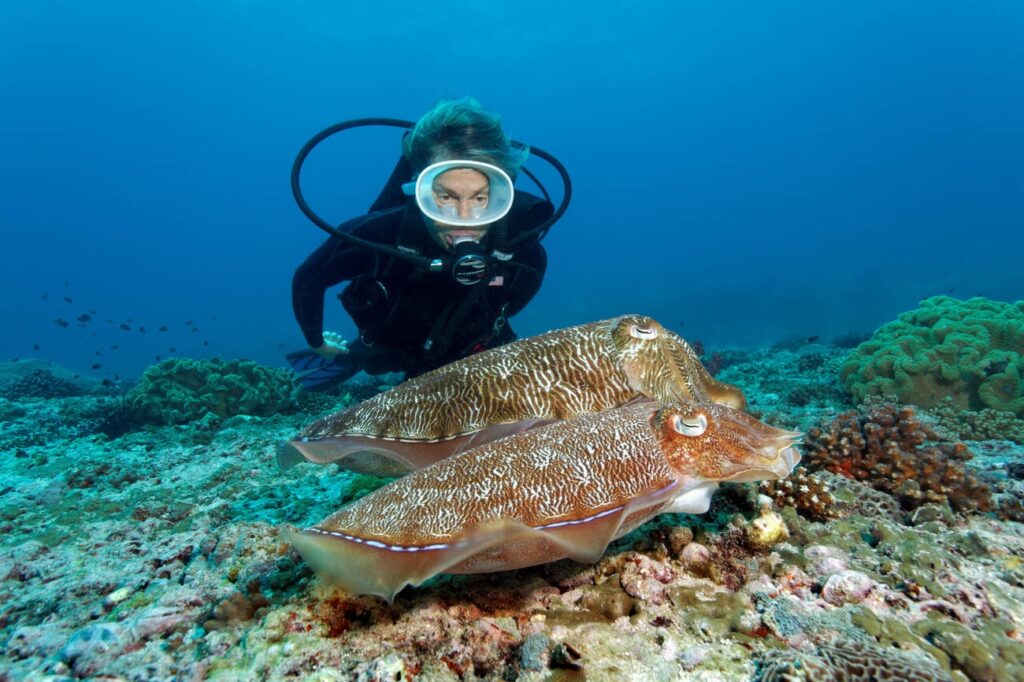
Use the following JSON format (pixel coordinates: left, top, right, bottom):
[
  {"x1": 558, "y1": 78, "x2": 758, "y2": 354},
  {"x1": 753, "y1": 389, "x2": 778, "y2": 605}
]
[
  {"x1": 629, "y1": 325, "x2": 658, "y2": 340},
  {"x1": 672, "y1": 413, "x2": 707, "y2": 437}
]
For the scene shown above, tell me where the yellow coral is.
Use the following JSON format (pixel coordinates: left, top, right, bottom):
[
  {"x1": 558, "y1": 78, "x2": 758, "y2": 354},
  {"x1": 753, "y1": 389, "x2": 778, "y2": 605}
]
[{"x1": 746, "y1": 510, "x2": 789, "y2": 548}]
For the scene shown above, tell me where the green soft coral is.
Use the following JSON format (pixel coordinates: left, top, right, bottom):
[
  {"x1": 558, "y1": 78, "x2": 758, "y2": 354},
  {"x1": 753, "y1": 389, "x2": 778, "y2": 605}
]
[
  {"x1": 128, "y1": 357, "x2": 300, "y2": 425},
  {"x1": 841, "y1": 296, "x2": 1024, "y2": 416}
]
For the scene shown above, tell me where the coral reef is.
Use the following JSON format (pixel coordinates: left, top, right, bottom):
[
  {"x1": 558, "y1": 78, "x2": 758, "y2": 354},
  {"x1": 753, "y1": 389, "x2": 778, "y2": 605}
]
[
  {"x1": 127, "y1": 357, "x2": 300, "y2": 425},
  {"x1": 754, "y1": 640, "x2": 951, "y2": 681},
  {"x1": 824, "y1": 473, "x2": 905, "y2": 522},
  {"x1": 759, "y1": 467, "x2": 841, "y2": 522},
  {"x1": 841, "y1": 295, "x2": 1024, "y2": 415},
  {"x1": 801, "y1": 403, "x2": 994, "y2": 513},
  {"x1": 0, "y1": 369, "x2": 83, "y2": 400},
  {"x1": 0, "y1": 359, "x2": 106, "y2": 399},
  {"x1": 4, "y1": 340, "x2": 1024, "y2": 681},
  {"x1": 926, "y1": 396, "x2": 1024, "y2": 444}
]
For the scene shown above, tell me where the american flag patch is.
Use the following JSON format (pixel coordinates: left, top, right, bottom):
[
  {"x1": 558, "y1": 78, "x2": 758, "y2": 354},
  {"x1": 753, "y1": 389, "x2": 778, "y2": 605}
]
[{"x1": 487, "y1": 275, "x2": 504, "y2": 286}]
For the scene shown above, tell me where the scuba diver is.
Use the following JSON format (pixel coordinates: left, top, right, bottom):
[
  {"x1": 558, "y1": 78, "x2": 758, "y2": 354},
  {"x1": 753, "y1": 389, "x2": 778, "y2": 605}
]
[{"x1": 287, "y1": 97, "x2": 571, "y2": 391}]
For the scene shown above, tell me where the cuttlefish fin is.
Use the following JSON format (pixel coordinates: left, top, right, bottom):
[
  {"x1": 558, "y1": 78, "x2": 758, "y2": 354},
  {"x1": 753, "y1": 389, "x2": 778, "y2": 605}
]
[
  {"x1": 450, "y1": 418, "x2": 560, "y2": 456},
  {"x1": 277, "y1": 440, "x2": 421, "y2": 477},
  {"x1": 279, "y1": 419, "x2": 559, "y2": 476},
  {"x1": 282, "y1": 501, "x2": 642, "y2": 603}
]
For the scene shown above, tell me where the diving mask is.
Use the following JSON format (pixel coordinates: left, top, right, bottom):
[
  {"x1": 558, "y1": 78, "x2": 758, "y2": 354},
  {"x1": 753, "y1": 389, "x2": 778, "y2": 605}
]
[{"x1": 412, "y1": 160, "x2": 514, "y2": 228}]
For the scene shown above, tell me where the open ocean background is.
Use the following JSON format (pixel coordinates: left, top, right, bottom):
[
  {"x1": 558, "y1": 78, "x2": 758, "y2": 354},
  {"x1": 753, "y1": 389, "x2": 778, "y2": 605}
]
[{"x1": 2, "y1": 0, "x2": 1022, "y2": 383}]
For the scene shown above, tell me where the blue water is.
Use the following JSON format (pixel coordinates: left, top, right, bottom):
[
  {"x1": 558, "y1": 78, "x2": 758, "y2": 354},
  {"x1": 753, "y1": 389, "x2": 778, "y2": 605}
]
[{"x1": 2, "y1": 1, "x2": 1022, "y2": 382}]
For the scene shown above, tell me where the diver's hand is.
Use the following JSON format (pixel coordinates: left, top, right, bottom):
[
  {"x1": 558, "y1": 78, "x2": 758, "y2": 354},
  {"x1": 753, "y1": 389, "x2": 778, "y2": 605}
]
[{"x1": 313, "y1": 331, "x2": 349, "y2": 358}]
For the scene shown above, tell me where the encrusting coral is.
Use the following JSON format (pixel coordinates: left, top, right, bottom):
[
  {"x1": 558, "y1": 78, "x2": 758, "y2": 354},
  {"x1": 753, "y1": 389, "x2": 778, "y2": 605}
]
[
  {"x1": 841, "y1": 295, "x2": 1024, "y2": 415},
  {"x1": 127, "y1": 357, "x2": 299, "y2": 425},
  {"x1": 800, "y1": 403, "x2": 994, "y2": 513},
  {"x1": 753, "y1": 640, "x2": 952, "y2": 681}
]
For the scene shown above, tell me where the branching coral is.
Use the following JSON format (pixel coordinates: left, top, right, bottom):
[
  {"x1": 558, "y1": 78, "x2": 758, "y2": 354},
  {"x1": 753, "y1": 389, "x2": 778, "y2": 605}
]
[
  {"x1": 759, "y1": 467, "x2": 840, "y2": 522},
  {"x1": 801, "y1": 403, "x2": 993, "y2": 513},
  {"x1": 925, "y1": 396, "x2": 1024, "y2": 444}
]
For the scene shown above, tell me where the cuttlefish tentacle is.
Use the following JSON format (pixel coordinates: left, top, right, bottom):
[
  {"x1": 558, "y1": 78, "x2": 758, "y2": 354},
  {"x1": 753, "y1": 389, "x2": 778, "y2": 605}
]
[
  {"x1": 281, "y1": 314, "x2": 746, "y2": 476},
  {"x1": 283, "y1": 401, "x2": 800, "y2": 602}
]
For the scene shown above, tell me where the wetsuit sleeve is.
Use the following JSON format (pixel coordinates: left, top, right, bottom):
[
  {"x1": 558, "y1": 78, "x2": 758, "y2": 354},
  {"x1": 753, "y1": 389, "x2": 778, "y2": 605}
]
[{"x1": 291, "y1": 227, "x2": 375, "y2": 348}]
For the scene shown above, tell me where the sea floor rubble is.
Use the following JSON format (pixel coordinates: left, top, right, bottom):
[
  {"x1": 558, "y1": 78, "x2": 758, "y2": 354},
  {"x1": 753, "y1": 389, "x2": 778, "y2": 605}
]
[{"x1": 2, "y1": 348, "x2": 1024, "y2": 680}]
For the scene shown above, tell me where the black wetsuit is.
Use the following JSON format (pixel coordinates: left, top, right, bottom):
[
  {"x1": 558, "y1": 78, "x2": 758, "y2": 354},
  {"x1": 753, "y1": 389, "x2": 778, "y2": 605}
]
[{"x1": 292, "y1": 192, "x2": 551, "y2": 380}]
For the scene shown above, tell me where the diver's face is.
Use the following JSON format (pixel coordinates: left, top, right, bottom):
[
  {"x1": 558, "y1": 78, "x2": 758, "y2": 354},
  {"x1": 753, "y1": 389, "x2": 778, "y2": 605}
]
[{"x1": 428, "y1": 168, "x2": 490, "y2": 250}]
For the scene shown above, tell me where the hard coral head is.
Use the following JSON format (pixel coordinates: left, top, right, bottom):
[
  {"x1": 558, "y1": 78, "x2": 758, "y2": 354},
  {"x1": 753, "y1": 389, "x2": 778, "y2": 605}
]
[{"x1": 653, "y1": 402, "x2": 801, "y2": 484}]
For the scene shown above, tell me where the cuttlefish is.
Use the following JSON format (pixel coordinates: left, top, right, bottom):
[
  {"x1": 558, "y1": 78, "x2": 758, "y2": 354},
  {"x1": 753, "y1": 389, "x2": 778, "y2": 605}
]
[
  {"x1": 283, "y1": 400, "x2": 800, "y2": 601},
  {"x1": 280, "y1": 314, "x2": 745, "y2": 476}
]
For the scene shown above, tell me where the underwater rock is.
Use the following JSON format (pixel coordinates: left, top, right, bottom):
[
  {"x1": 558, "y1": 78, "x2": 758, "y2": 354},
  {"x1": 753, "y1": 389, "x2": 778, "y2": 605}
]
[
  {"x1": 353, "y1": 652, "x2": 409, "y2": 681},
  {"x1": 821, "y1": 569, "x2": 876, "y2": 606},
  {"x1": 680, "y1": 541, "x2": 712, "y2": 566},
  {"x1": 59, "y1": 622, "x2": 134, "y2": 677},
  {"x1": 803, "y1": 545, "x2": 850, "y2": 578},
  {"x1": 619, "y1": 552, "x2": 676, "y2": 604},
  {"x1": 518, "y1": 632, "x2": 551, "y2": 672},
  {"x1": 664, "y1": 524, "x2": 695, "y2": 557}
]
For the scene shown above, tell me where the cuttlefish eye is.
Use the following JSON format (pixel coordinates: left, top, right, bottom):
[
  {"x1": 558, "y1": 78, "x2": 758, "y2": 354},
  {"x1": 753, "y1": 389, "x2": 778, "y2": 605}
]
[
  {"x1": 629, "y1": 325, "x2": 659, "y2": 340},
  {"x1": 672, "y1": 412, "x2": 708, "y2": 437}
]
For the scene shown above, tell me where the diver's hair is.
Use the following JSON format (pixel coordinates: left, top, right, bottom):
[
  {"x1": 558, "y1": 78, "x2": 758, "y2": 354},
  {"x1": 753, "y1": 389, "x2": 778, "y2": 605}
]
[{"x1": 403, "y1": 97, "x2": 529, "y2": 179}]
